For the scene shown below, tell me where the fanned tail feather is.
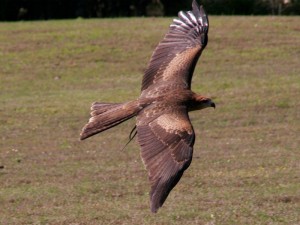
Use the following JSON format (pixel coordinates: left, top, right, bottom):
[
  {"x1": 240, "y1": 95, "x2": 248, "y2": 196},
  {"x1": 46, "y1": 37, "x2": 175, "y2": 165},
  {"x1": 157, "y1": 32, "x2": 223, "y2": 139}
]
[
  {"x1": 80, "y1": 100, "x2": 142, "y2": 140},
  {"x1": 90, "y1": 102, "x2": 123, "y2": 116}
]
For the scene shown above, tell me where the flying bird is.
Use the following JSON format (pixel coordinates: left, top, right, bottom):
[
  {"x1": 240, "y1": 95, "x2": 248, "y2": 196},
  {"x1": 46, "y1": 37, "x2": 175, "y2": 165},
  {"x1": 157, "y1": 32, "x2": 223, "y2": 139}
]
[{"x1": 80, "y1": 0, "x2": 215, "y2": 213}]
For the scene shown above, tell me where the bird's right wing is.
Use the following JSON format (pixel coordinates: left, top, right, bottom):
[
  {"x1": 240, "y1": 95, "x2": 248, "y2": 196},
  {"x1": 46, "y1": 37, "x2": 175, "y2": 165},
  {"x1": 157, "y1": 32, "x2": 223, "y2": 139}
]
[
  {"x1": 136, "y1": 103, "x2": 195, "y2": 213},
  {"x1": 141, "y1": 0, "x2": 209, "y2": 95}
]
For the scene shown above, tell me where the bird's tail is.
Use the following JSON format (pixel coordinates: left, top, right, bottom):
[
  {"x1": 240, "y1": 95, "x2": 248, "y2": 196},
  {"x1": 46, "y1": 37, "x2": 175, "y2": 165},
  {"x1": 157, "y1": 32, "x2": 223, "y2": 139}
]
[{"x1": 80, "y1": 100, "x2": 143, "y2": 140}]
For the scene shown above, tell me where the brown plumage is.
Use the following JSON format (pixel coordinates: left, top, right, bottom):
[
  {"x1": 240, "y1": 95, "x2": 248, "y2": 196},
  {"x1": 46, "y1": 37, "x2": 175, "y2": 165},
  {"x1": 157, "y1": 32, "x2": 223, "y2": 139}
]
[{"x1": 80, "y1": 0, "x2": 215, "y2": 213}]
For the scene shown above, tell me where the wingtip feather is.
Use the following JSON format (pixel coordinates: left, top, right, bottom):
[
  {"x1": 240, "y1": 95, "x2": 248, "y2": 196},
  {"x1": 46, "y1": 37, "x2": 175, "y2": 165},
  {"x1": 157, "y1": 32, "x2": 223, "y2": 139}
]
[
  {"x1": 151, "y1": 204, "x2": 159, "y2": 213},
  {"x1": 150, "y1": 193, "x2": 162, "y2": 213}
]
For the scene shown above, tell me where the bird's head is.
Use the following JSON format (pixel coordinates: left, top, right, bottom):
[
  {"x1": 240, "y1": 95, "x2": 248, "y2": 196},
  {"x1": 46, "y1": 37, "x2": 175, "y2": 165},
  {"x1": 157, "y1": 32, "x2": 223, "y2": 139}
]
[{"x1": 189, "y1": 95, "x2": 215, "y2": 111}]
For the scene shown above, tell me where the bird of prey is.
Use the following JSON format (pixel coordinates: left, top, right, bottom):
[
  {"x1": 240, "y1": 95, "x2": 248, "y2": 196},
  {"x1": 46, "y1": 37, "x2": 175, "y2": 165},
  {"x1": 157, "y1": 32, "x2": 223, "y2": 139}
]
[{"x1": 80, "y1": 0, "x2": 215, "y2": 213}]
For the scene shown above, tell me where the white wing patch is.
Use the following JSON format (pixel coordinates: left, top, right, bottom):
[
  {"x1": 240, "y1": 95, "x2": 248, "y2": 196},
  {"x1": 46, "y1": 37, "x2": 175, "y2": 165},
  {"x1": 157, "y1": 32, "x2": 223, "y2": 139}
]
[
  {"x1": 178, "y1": 11, "x2": 192, "y2": 25},
  {"x1": 152, "y1": 113, "x2": 193, "y2": 134},
  {"x1": 187, "y1": 11, "x2": 197, "y2": 24}
]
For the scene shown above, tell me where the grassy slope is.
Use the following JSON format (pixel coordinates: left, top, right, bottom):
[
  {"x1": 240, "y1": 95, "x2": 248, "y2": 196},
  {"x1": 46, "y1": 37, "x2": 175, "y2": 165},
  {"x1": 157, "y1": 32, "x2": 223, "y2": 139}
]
[{"x1": 0, "y1": 16, "x2": 299, "y2": 224}]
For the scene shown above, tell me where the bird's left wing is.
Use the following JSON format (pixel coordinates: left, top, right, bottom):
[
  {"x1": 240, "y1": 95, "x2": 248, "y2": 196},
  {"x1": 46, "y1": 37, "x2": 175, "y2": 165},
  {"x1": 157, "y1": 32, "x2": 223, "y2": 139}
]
[
  {"x1": 136, "y1": 103, "x2": 195, "y2": 213},
  {"x1": 141, "y1": 0, "x2": 209, "y2": 94}
]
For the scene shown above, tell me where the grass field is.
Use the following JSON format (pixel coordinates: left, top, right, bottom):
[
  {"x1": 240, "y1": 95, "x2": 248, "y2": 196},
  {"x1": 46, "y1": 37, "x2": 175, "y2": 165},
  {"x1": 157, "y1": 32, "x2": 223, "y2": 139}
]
[{"x1": 0, "y1": 16, "x2": 300, "y2": 224}]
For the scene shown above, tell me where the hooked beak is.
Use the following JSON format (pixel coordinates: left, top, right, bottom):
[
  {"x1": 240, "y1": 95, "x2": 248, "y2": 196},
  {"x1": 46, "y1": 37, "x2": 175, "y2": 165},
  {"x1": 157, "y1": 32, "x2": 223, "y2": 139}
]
[{"x1": 211, "y1": 102, "x2": 216, "y2": 109}]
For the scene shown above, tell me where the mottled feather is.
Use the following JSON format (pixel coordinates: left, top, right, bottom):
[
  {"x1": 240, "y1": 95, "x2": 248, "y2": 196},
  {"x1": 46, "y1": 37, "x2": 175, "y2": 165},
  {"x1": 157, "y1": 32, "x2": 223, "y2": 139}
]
[
  {"x1": 141, "y1": 1, "x2": 208, "y2": 94},
  {"x1": 137, "y1": 105, "x2": 195, "y2": 213}
]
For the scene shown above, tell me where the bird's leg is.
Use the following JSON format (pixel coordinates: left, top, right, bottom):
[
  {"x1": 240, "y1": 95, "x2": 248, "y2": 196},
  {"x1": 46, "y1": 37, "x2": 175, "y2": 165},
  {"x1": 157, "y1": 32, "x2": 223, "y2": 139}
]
[{"x1": 121, "y1": 126, "x2": 137, "y2": 151}]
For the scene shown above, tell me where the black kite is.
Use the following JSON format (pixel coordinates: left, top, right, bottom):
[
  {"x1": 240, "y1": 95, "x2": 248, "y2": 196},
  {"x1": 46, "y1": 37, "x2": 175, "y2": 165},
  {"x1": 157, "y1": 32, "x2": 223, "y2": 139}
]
[{"x1": 80, "y1": 0, "x2": 215, "y2": 213}]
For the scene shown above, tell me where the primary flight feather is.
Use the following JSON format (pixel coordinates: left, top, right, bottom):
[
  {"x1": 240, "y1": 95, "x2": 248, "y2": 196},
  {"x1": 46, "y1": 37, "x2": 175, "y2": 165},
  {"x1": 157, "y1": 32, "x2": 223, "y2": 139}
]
[{"x1": 80, "y1": 0, "x2": 215, "y2": 213}]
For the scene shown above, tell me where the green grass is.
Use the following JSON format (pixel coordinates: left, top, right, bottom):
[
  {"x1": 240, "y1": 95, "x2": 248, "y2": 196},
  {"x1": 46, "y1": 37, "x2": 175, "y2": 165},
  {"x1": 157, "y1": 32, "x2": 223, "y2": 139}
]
[{"x1": 0, "y1": 16, "x2": 300, "y2": 224}]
